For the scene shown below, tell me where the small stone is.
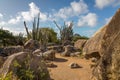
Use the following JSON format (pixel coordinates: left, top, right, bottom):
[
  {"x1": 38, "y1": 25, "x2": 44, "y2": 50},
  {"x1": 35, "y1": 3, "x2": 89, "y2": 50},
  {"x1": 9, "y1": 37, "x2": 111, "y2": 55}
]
[
  {"x1": 68, "y1": 62, "x2": 82, "y2": 68},
  {"x1": 91, "y1": 57, "x2": 97, "y2": 63}
]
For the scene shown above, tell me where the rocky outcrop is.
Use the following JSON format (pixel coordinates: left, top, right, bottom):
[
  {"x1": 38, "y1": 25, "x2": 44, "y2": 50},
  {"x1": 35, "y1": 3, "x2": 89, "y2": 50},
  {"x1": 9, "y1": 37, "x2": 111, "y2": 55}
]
[
  {"x1": 0, "y1": 46, "x2": 23, "y2": 56},
  {"x1": 61, "y1": 45, "x2": 76, "y2": 57},
  {"x1": 0, "y1": 52, "x2": 50, "y2": 79},
  {"x1": 83, "y1": 25, "x2": 106, "y2": 59},
  {"x1": 0, "y1": 56, "x2": 6, "y2": 68},
  {"x1": 74, "y1": 39, "x2": 87, "y2": 50},
  {"x1": 24, "y1": 39, "x2": 40, "y2": 51},
  {"x1": 92, "y1": 9, "x2": 120, "y2": 80},
  {"x1": 43, "y1": 50, "x2": 56, "y2": 61}
]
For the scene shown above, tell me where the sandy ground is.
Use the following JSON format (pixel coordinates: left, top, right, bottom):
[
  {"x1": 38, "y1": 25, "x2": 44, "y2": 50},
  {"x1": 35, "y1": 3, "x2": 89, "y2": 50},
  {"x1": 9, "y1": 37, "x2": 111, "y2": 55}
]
[{"x1": 48, "y1": 54, "x2": 92, "y2": 80}]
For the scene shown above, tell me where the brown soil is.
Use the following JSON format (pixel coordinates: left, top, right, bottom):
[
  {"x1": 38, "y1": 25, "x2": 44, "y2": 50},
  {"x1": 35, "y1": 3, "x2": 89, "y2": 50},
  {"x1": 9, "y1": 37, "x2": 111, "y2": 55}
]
[{"x1": 48, "y1": 54, "x2": 92, "y2": 80}]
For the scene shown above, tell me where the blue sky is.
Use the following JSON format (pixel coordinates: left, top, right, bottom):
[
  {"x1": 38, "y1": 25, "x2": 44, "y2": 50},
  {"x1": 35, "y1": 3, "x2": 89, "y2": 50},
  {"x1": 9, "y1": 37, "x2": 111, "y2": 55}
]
[{"x1": 0, "y1": 0, "x2": 120, "y2": 37}]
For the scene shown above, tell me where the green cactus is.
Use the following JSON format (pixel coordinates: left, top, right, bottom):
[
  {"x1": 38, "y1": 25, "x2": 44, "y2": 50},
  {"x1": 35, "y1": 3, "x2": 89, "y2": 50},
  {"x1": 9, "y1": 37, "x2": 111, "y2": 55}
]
[
  {"x1": 53, "y1": 21, "x2": 73, "y2": 45},
  {"x1": 24, "y1": 13, "x2": 50, "y2": 50}
]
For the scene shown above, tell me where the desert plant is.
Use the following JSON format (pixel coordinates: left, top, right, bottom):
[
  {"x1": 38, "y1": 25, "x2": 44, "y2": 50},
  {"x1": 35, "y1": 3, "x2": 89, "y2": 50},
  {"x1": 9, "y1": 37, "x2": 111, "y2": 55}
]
[
  {"x1": 24, "y1": 13, "x2": 49, "y2": 50},
  {"x1": 0, "y1": 28, "x2": 15, "y2": 46},
  {"x1": 53, "y1": 21, "x2": 73, "y2": 45},
  {"x1": 24, "y1": 13, "x2": 40, "y2": 40}
]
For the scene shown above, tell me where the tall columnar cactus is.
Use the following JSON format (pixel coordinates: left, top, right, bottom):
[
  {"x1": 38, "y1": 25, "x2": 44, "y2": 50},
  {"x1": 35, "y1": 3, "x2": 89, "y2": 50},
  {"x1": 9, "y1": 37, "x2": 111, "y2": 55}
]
[
  {"x1": 24, "y1": 13, "x2": 48, "y2": 50},
  {"x1": 24, "y1": 21, "x2": 31, "y2": 39},
  {"x1": 54, "y1": 21, "x2": 73, "y2": 45},
  {"x1": 24, "y1": 14, "x2": 40, "y2": 41}
]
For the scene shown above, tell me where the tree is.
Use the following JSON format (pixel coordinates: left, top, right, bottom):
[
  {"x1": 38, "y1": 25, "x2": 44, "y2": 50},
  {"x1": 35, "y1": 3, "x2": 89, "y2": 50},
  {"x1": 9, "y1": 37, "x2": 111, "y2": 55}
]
[
  {"x1": 0, "y1": 28, "x2": 15, "y2": 46},
  {"x1": 39, "y1": 28, "x2": 57, "y2": 43},
  {"x1": 73, "y1": 33, "x2": 89, "y2": 42}
]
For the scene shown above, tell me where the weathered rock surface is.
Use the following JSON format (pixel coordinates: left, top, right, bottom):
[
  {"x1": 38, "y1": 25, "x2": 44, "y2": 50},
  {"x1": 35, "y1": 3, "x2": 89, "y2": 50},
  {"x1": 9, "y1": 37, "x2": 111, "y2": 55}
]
[
  {"x1": 61, "y1": 45, "x2": 76, "y2": 57},
  {"x1": 74, "y1": 39, "x2": 87, "y2": 50},
  {"x1": 0, "y1": 52, "x2": 50, "y2": 79},
  {"x1": 83, "y1": 24, "x2": 106, "y2": 59},
  {"x1": 48, "y1": 45, "x2": 63, "y2": 52},
  {"x1": 43, "y1": 50, "x2": 56, "y2": 60},
  {"x1": 63, "y1": 40, "x2": 73, "y2": 46},
  {"x1": 92, "y1": 9, "x2": 120, "y2": 80},
  {"x1": 24, "y1": 39, "x2": 40, "y2": 51},
  {"x1": 0, "y1": 56, "x2": 6, "y2": 68},
  {"x1": 32, "y1": 49, "x2": 41, "y2": 55},
  {"x1": 0, "y1": 46, "x2": 23, "y2": 56}
]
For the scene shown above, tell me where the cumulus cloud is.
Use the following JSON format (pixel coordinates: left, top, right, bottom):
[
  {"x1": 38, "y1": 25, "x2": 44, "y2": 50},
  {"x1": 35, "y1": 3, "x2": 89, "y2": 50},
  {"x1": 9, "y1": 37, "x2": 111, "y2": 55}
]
[
  {"x1": 53, "y1": 0, "x2": 88, "y2": 20},
  {"x1": 77, "y1": 13, "x2": 98, "y2": 27},
  {"x1": 8, "y1": 2, "x2": 47, "y2": 25},
  {"x1": 0, "y1": 13, "x2": 3, "y2": 18},
  {"x1": 8, "y1": 16, "x2": 21, "y2": 24},
  {"x1": 21, "y1": 2, "x2": 47, "y2": 21},
  {"x1": 0, "y1": 21, "x2": 6, "y2": 26},
  {"x1": 95, "y1": 0, "x2": 120, "y2": 9}
]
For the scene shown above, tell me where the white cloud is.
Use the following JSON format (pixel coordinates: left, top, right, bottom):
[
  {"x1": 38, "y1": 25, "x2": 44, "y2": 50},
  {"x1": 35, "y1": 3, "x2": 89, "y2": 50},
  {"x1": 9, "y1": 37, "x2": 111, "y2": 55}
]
[
  {"x1": 77, "y1": 13, "x2": 98, "y2": 27},
  {"x1": 0, "y1": 21, "x2": 6, "y2": 26},
  {"x1": 7, "y1": 2, "x2": 47, "y2": 25},
  {"x1": 21, "y1": 2, "x2": 47, "y2": 21},
  {"x1": 8, "y1": 16, "x2": 21, "y2": 24},
  {"x1": 105, "y1": 17, "x2": 112, "y2": 24},
  {"x1": 53, "y1": 0, "x2": 88, "y2": 20},
  {"x1": 95, "y1": 0, "x2": 120, "y2": 9},
  {"x1": 0, "y1": 13, "x2": 3, "y2": 18}
]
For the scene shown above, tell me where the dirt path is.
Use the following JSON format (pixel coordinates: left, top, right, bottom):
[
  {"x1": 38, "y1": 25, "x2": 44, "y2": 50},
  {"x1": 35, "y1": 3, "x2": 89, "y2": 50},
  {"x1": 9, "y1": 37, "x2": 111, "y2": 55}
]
[{"x1": 48, "y1": 54, "x2": 92, "y2": 80}]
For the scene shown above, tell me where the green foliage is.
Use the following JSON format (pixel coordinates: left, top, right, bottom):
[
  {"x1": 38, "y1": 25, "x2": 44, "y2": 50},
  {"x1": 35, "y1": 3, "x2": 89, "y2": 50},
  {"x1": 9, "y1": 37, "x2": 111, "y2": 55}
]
[
  {"x1": 40, "y1": 28, "x2": 57, "y2": 43},
  {"x1": 14, "y1": 33, "x2": 25, "y2": 46},
  {"x1": 0, "y1": 72, "x2": 13, "y2": 80},
  {"x1": 0, "y1": 28, "x2": 15, "y2": 46},
  {"x1": 54, "y1": 21, "x2": 73, "y2": 44},
  {"x1": 73, "y1": 33, "x2": 89, "y2": 42}
]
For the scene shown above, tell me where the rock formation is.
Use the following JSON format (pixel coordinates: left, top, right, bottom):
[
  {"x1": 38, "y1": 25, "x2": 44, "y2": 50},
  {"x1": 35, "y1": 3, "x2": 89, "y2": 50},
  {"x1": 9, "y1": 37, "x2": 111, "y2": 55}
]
[
  {"x1": 74, "y1": 39, "x2": 87, "y2": 50},
  {"x1": 92, "y1": 8, "x2": 120, "y2": 80},
  {"x1": 0, "y1": 52, "x2": 50, "y2": 80}
]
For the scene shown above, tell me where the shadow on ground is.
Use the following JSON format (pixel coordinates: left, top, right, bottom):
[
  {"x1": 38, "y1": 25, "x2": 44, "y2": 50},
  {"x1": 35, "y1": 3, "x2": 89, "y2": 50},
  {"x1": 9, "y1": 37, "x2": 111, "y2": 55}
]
[{"x1": 53, "y1": 57, "x2": 68, "y2": 62}]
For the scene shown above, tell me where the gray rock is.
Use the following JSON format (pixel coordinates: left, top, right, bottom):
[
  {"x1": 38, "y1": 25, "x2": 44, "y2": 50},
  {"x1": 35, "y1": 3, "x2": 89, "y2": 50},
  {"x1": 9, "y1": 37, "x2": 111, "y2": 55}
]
[
  {"x1": 43, "y1": 50, "x2": 56, "y2": 60},
  {"x1": 74, "y1": 39, "x2": 87, "y2": 50},
  {"x1": 0, "y1": 46, "x2": 23, "y2": 56},
  {"x1": 68, "y1": 62, "x2": 82, "y2": 68},
  {"x1": 91, "y1": 57, "x2": 97, "y2": 63},
  {"x1": 61, "y1": 45, "x2": 76, "y2": 57},
  {"x1": 24, "y1": 39, "x2": 40, "y2": 51},
  {"x1": 0, "y1": 52, "x2": 50, "y2": 79},
  {"x1": 32, "y1": 49, "x2": 41, "y2": 55}
]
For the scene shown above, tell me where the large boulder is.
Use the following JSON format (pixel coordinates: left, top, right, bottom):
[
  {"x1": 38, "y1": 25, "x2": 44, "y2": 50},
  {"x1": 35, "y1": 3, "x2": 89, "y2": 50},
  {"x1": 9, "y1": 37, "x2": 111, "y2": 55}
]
[
  {"x1": 48, "y1": 45, "x2": 63, "y2": 52},
  {"x1": 74, "y1": 39, "x2": 87, "y2": 50},
  {"x1": 61, "y1": 45, "x2": 76, "y2": 57},
  {"x1": 0, "y1": 46, "x2": 23, "y2": 56},
  {"x1": 63, "y1": 40, "x2": 73, "y2": 46},
  {"x1": 43, "y1": 50, "x2": 56, "y2": 61},
  {"x1": 24, "y1": 39, "x2": 40, "y2": 51},
  {"x1": 0, "y1": 52, "x2": 50, "y2": 80},
  {"x1": 92, "y1": 9, "x2": 120, "y2": 80},
  {"x1": 0, "y1": 56, "x2": 6, "y2": 68},
  {"x1": 83, "y1": 25, "x2": 106, "y2": 59}
]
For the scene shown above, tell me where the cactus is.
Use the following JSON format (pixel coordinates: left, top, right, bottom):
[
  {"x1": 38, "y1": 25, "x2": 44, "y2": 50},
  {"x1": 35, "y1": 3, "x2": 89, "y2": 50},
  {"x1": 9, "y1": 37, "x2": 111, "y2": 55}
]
[
  {"x1": 24, "y1": 21, "x2": 31, "y2": 39},
  {"x1": 24, "y1": 13, "x2": 48, "y2": 50},
  {"x1": 24, "y1": 14, "x2": 40, "y2": 41},
  {"x1": 53, "y1": 21, "x2": 73, "y2": 45}
]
